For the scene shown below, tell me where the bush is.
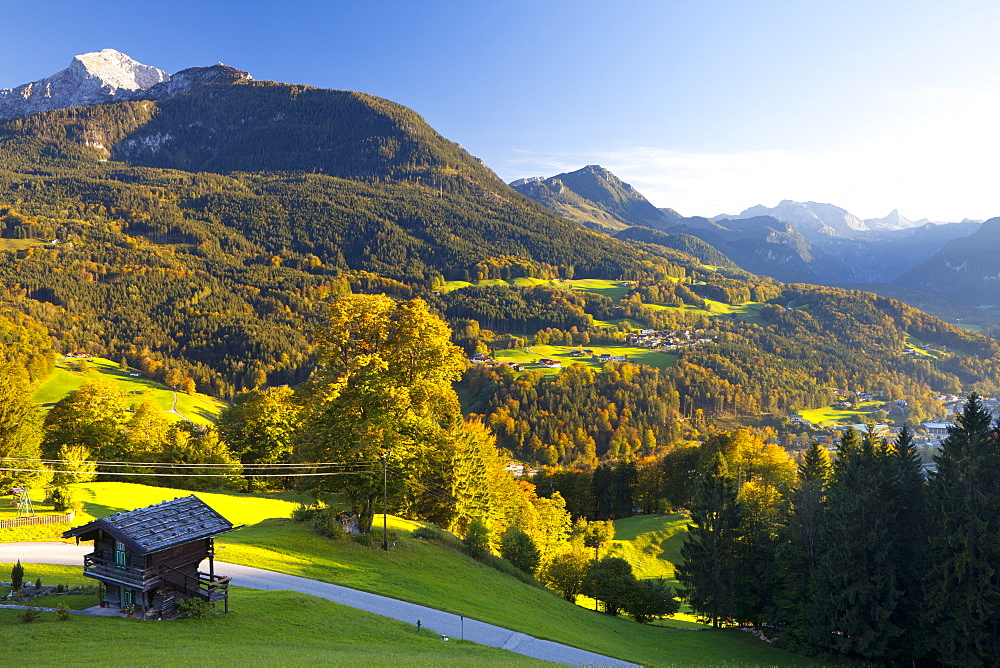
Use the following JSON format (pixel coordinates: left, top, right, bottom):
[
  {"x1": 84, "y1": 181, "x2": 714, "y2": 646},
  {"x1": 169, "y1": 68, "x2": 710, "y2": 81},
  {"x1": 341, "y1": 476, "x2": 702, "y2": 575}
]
[
  {"x1": 582, "y1": 556, "x2": 637, "y2": 616},
  {"x1": 624, "y1": 577, "x2": 680, "y2": 624},
  {"x1": 176, "y1": 597, "x2": 212, "y2": 619},
  {"x1": 56, "y1": 584, "x2": 65, "y2": 593},
  {"x1": 290, "y1": 503, "x2": 319, "y2": 522},
  {"x1": 353, "y1": 532, "x2": 373, "y2": 547},
  {"x1": 55, "y1": 602, "x2": 72, "y2": 621},
  {"x1": 500, "y1": 527, "x2": 541, "y2": 576},
  {"x1": 10, "y1": 561, "x2": 23, "y2": 590},
  {"x1": 480, "y1": 553, "x2": 544, "y2": 587},
  {"x1": 35, "y1": 578, "x2": 41, "y2": 589},
  {"x1": 17, "y1": 608, "x2": 40, "y2": 623},
  {"x1": 313, "y1": 508, "x2": 347, "y2": 540},
  {"x1": 413, "y1": 525, "x2": 443, "y2": 541},
  {"x1": 463, "y1": 518, "x2": 491, "y2": 559},
  {"x1": 540, "y1": 550, "x2": 590, "y2": 602},
  {"x1": 46, "y1": 486, "x2": 79, "y2": 513}
]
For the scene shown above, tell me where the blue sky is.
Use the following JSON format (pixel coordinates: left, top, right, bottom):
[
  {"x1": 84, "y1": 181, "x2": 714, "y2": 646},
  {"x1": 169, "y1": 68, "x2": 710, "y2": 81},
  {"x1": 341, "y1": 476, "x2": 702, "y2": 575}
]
[{"x1": 4, "y1": 0, "x2": 1000, "y2": 220}]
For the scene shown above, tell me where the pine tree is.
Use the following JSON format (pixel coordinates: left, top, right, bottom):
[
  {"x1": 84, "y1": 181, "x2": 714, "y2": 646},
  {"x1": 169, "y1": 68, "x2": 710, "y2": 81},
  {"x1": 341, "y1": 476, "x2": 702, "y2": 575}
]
[
  {"x1": 775, "y1": 440, "x2": 831, "y2": 647},
  {"x1": 677, "y1": 452, "x2": 743, "y2": 627},
  {"x1": 922, "y1": 394, "x2": 1000, "y2": 666},
  {"x1": 798, "y1": 439, "x2": 831, "y2": 484},
  {"x1": 886, "y1": 423, "x2": 927, "y2": 662},
  {"x1": 812, "y1": 426, "x2": 902, "y2": 658}
]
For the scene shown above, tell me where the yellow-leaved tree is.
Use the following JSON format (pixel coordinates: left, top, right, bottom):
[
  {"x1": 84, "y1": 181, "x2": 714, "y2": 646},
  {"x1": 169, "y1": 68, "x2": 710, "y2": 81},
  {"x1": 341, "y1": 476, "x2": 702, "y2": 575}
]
[{"x1": 295, "y1": 294, "x2": 467, "y2": 532}]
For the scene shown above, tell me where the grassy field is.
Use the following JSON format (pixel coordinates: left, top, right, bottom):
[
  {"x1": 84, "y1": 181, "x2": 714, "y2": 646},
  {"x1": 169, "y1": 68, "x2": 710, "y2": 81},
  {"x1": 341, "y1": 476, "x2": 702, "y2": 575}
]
[
  {"x1": 608, "y1": 514, "x2": 690, "y2": 584},
  {"x1": 0, "y1": 581, "x2": 546, "y2": 667},
  {"x1": 439, "y1": 277, "x2": 634, "y2": 300},
  {"x1": 798, "y1": 401, "x2": 882, "y2": 427},
  {"x1": 32, "y1": 356, "x2": 227, "y2": 425},
  {"x1": 0, "y1": 238, "x2": 48, "y2": 250},
  {"x1": 8, "y1": 483, "x2": 817, "y2": 666},
  {"x1": 0, "y1": 482, "x2": 309, "y2": 542},
  {"x1": 493, "y1": 344, "x2": 677, "y2": 375}
]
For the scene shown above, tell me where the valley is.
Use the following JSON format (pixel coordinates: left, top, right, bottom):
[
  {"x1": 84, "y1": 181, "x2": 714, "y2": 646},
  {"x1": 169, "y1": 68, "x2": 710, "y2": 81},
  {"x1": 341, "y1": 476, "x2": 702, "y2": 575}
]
[{"x1": 0, "y1": 41, "x2": 998, "y2": 667}]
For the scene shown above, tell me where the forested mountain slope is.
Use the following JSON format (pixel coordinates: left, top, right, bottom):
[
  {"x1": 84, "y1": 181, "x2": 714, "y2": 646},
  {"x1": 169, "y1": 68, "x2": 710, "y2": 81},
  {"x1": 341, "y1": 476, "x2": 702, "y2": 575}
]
[{"x1": 1, "y1": 69, "x2": 997, "y2": 416}]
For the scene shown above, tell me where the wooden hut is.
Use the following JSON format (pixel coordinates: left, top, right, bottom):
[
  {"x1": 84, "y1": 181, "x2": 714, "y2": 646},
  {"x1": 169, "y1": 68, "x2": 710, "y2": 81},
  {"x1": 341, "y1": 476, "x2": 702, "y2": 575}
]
[{"x1": 63, "y1": 495, "x2": 238, "y2": 619}]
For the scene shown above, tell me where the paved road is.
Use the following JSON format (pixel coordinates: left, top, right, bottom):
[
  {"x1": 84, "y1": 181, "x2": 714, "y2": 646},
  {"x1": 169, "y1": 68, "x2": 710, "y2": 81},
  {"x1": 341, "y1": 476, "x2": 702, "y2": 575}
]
[{"x1": 0, "y1": 542, "x2": 636, "y2": 667}]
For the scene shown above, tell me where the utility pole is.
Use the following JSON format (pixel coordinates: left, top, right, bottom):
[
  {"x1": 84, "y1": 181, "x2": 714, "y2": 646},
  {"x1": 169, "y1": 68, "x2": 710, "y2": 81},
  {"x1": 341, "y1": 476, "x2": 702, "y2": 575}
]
[{"x1": 382, "y1": 453, "x2": 389, "y2": 551}]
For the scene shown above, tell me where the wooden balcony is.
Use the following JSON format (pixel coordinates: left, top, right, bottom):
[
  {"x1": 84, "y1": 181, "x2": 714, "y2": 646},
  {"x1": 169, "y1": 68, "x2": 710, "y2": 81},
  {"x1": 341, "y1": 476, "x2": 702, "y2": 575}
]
[
  {"x1": 82, "y1": 553, "x2": 149, "y2": 588},
  {"x1": 155, "y1": 563, "x2": 231, "y2": 602},
  {"x1": 82, "y1": 554, "x2": 230, "y2": 602}
]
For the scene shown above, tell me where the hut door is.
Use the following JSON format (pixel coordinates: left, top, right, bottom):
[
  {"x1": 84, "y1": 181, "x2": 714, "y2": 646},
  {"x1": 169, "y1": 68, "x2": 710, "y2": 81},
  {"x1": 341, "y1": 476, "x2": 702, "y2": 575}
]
[{"x1": 114, "y1": 540, "x2": 127, "y2": 570}]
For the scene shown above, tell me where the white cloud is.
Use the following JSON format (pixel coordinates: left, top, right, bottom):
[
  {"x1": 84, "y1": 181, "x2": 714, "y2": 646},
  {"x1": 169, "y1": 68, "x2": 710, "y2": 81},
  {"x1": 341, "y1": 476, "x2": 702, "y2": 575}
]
[{"x1": 499, "y1": 85, "x2": 1000, "y2": 222}]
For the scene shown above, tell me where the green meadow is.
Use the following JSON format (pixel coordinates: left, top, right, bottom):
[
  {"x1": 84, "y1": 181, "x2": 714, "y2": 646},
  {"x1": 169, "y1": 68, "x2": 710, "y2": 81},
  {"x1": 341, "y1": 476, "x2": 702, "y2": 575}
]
[
  {"x1": 32, "y1": 356, "x2": 227, "y2": 425},
  {"x1": 4, "y1": 483, "x2": 818, "y2": 666},
  {"x1": 0, "y1": 579, "x2": 547, "y2": 667}
]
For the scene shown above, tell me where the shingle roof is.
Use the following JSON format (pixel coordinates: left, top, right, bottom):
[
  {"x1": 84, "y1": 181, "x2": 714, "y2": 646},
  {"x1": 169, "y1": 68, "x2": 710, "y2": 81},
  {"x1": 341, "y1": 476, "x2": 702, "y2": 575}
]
[{"x1": 63, "y1": 495, "x2": 234, "y2": 555}]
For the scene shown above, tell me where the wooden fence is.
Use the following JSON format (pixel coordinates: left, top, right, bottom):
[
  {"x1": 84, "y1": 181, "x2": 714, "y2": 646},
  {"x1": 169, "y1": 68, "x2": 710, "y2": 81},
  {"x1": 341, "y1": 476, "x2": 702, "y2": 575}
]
[{"x1": 0, "y1": 513, "x2": 74, "y2": 530}]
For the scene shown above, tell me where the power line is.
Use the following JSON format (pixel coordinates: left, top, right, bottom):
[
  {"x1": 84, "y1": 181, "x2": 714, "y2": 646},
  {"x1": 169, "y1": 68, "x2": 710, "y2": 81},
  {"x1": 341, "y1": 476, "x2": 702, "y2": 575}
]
[
  {"x1": 0, "y1": 467, "x2": 379, "y2": 478},
  {"x1": 0, "y1": 457, "x2": 375, "y2": 468}
]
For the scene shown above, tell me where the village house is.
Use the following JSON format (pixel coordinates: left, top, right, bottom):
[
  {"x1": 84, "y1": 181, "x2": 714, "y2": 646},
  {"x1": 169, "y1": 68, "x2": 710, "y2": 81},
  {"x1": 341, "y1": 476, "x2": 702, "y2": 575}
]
[{"x1": 63, "y1": 495, "x2": 238, "y2": 619}]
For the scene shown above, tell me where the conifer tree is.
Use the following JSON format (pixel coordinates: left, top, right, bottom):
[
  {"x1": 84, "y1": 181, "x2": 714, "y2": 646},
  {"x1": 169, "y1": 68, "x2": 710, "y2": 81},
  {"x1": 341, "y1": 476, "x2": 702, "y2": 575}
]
[
  {"x1": 677, "y1": 452, "x2": 743, "y2": 627},
  {"x1": 922, "y1": 394, "x2": 1000, "y2": 666},
  {"x1": 886, "y1": 423, "x2": 926, "y2": 662},
  {"x1": 812, "y1": 425, "x2": 902, "y2": 658},
  {"x1": 775, "y1": 440, "x2": 830, "y2": 646}
]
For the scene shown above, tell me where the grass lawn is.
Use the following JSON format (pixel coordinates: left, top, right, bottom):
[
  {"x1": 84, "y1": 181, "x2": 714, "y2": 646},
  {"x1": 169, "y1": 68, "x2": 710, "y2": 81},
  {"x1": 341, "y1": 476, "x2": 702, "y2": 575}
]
[
  {"x1": 217, "y1": 519, "x2": 815, "y2": 666},
  {"x1": 9, "y1": 483, "x2": 817, "y2": 666},
  {"x1": 904, "y1": 335, "x2": 946, "y2": 359},
  {"x1": 0, "y1": 584, "x2": 547, "y2": 666},
  {"x1": 0, "y1": 482, "x2": 309, "y2": 542},
  {"x1": 32, "y1": 357, "x2": 227, "y2": 425}
]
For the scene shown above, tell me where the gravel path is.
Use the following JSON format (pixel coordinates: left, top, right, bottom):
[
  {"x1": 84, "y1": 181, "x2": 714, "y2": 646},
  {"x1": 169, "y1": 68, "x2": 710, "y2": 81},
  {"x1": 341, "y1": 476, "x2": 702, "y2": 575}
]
[{"x1": 0, "y1": 542, "x2": 637, "y2": 666}]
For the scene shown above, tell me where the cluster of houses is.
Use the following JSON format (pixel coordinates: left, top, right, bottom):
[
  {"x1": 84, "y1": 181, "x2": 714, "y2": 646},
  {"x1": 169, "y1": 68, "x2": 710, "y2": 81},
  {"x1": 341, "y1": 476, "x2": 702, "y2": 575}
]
[
  {"x1": 625, "y1": 328, "x2": 712, "y2": 351},
  {"x1": 470, "y1": 349, "x2": 638, "y2": 372},
  {"x1": 469, "y1": 353, "x2": 524, "y2": 372}
]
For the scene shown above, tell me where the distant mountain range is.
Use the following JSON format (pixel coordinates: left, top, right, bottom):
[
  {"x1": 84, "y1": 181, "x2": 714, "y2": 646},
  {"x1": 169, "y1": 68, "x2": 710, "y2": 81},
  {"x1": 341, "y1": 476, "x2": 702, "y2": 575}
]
[
  {"x1": 893, "y1": 217, "x2": 1000, "y2": 307},
  {"x1": 512, "y1": 166, "x2": 983, "y2": 287},
  {"x1": 716, "y1": 200, "x2": 979, "y2": 238}
]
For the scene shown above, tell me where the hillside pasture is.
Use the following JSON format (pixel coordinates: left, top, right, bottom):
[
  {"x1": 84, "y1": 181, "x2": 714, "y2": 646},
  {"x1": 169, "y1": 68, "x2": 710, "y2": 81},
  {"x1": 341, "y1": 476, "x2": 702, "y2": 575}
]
[
  {"x1": 493, "y1": 344, "x2": 677, "y2": 375},
  {"x1": 798, "y1": 401, "x2": 883, "y2": 427},
  {"x1": 0, "y1": 583, "x2": 545, "y2": 667},
  {"x1": 6, "y1": 482, "x2": 818, "y2": 666},
  {"x1": 32, "y1": 356, "x2": 227, "y2": 424}
]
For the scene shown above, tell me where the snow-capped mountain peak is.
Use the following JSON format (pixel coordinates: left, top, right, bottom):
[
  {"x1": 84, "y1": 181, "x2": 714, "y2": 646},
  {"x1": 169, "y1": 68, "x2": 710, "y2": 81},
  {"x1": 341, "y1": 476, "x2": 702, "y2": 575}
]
[
  {"x1": 70, "y1": 49, "x2": 170, "y2": 91},
  {"x1": 0, "y1": 49, "x2": 170, "y2": 121},
  {"x1": 863, "y1": 209, "x2": 920, "y2": 231}
]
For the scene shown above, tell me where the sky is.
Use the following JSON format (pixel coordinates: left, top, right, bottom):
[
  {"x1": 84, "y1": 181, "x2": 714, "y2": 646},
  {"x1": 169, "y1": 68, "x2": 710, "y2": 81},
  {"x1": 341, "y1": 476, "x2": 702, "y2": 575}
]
[{"x1": 3, "y1": 0, "x2": 1000, "y2": 221}]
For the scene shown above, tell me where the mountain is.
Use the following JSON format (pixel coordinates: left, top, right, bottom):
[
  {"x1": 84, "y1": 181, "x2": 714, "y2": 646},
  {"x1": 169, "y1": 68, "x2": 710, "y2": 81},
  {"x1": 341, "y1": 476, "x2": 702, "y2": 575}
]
[
  {"x1": 512, "y1": 168, "x2": 980, "y2": 286},
  {"x1": 893, "y1": 217, "x2": 1000, "y2": 307},
  {"x1": 0, "y1": 52, "x2": 680, "y2": 394},
  {"x1": 719, "y1": 200, "x2": 872, "y2": 239},
  {"x1": 3, "y1": 49, "x2": 998, "y2": 413},
  {"x1": 510, "y1": 165, "x2": 678, "y2": 232},
  {"x1": 0, "y1": 49, "x2": 171, "y2": 121},
  {"x1": 864, "y1": 209, "x2": 918, "y2": 231}
]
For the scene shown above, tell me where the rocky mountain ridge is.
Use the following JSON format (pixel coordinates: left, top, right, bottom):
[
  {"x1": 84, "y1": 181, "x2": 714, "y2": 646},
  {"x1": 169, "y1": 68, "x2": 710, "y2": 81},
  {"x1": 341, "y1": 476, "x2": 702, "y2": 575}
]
[
  {"x1": 510, "y1": 164, "x2": 679, "y2": 232},
  {"x1": 0, "y1": 49, "x2": 251, "y2": 122},
  {"x1": 514, "y1": 165, "x2": 983, "y2": 288}
]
